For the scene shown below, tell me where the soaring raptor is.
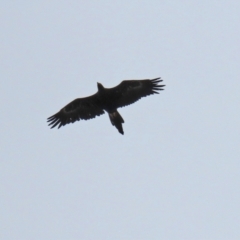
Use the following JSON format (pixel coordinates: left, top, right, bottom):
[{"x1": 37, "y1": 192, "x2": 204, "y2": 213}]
[{"x1": 47, "y1": 77, "x2": 165, "y2": 135}]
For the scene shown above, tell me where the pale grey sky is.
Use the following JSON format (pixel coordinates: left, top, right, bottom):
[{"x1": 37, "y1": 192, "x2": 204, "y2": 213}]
[{"x1": 1, "y1": 1, "x2": 240, "y2": 239}]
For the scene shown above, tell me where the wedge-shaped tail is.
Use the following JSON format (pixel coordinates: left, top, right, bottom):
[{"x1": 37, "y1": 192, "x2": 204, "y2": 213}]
[{"x1": 108, "y1": 111, "x2": 125, "y2": 135}]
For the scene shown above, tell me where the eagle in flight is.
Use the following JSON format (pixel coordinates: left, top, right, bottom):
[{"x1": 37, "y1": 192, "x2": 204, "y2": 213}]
[{"x1": 47, "y1": 77, "x2": 165, "y2": 135}]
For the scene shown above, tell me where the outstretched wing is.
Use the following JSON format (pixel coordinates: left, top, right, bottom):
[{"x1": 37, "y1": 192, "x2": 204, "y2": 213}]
[
  {"x1": 47, "y1": 93, "x2": 105, "y2": 129},
  {"x1": 109, "y1": 77, "x2": 165, "y2": 108}
]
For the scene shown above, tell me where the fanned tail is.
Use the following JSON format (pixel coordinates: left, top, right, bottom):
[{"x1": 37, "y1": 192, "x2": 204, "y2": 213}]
[{"x1": 108, "y1": 111, "x2": 124, "y2": 135}]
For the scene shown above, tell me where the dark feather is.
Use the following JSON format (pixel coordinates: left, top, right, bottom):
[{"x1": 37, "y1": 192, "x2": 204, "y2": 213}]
[
  {"x1": 47, "y1": 93, "x2": 105, "y2": 129},
  {"x1": 105, "y1": 77, "x2": 165, "y2": 109}
]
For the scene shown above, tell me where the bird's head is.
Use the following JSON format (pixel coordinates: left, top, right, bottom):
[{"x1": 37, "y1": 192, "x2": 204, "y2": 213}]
[{"x1": 97, "y1": 82, "x2": 105, "y2": 92}]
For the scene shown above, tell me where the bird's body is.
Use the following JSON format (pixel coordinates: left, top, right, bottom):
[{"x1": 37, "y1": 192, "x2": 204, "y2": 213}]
[{"x1": 47, "y1": 77, "x2": 165, "y2": 134}]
